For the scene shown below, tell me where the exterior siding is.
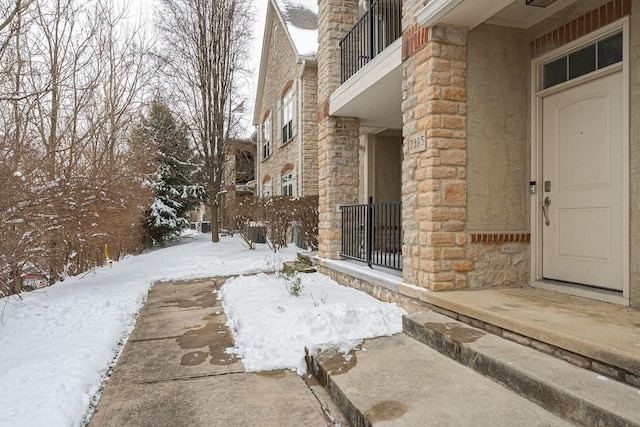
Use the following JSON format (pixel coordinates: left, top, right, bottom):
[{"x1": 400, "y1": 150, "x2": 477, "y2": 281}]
[
  {"x1": 301, "y1": 66, "x2": 319, "y2": 195},
  {"x1": 317, "y1": 0, "x2": 361, "y2": 260},
  {"x1": 627, "y1": 0, "x2": 639, "y2": 307},
  {"x1": 257, "y1": 14, "x2": 318, "y2": 197},
  {"x1": 313, "y1": 0, "x2": 637, "y2": 304}
]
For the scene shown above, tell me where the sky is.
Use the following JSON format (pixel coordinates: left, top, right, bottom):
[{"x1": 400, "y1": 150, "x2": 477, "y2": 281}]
[
  {"x1": 0, "y1": 232, "x2": 405, "y2": 426},
  {"x1": 123, "y1": 0, "x2": 270, "y2": 137},
  {"x1": 247, "y1": 0, "x2": 270, "y2": 134}
]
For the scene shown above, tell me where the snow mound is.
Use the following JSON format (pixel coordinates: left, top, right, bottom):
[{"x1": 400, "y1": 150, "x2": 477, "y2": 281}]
[{"x1": 219, "y1": 272, "x2": 406, "y2": 375}]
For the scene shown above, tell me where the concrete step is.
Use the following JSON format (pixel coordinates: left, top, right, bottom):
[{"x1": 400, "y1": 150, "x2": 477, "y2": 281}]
[
  {"x1": 403, "y1": 311, "x2": 640, "y2": 427},
  {"x1": 407, "y1": 287, "x2": 640, "y2": 387},
  {"x1": 306, "y1": 333, "x2": 573, "y2": 427},
  {"x1": 306, "y1": 310, "x2": 640, "y2": 426}
]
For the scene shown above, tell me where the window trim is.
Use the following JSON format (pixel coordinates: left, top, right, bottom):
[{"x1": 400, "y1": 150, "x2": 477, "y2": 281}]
[
  {"x1": 282, "y1": 88, "x2": 293, "y2": 144},
  {"x1": 281, "y1": 170, "x2": 294, "y2": 196},
  {"x1": 262, "y1": 114, "x2": 271, "y2": 160},
  {"x1": 262, "y1": 177, "x2": 272, "y2": 198},
  {"x1": 542, "y1": 31, "x2": 622, "y2": 90},
  {"x1": 535, "y1": 23, "x2": 625, "y2": 94}
]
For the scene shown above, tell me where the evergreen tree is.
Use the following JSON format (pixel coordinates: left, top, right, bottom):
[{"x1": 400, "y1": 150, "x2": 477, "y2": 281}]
[{"x1": 138, "y1": 101, "x2": 205, "y2": 245}]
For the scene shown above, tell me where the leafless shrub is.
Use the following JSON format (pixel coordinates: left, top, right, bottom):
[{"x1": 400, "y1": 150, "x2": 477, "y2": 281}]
[
  {"x1": 262, "y1": 197, "x2": 293, "y2": 252},
  {"x1": 223, "y1": 196, "x2": 265, "y2": 249},
  {"x1": 221, "y1": 196, "x2": 319, "y2": 253},
  {"x1": 290, "y1": 196, "x2": 318, "y2": 250},
  {"x1": 0, "y1": 0, "x2": 154, "y2": 296}
]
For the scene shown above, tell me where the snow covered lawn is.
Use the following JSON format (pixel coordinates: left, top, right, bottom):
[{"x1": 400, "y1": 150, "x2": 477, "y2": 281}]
[
  {"x1": 0, "y1": 232, "x2": 406, "y2": 427},
  {"x1": 220, "y1": 272, "x2": 405, "y2": 375}
]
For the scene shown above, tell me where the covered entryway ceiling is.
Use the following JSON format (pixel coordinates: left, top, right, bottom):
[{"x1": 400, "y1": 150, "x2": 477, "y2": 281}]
[
  {"x1": 329, "y1": 39, "x2": 403, "y2": 131},
  {"x1": 419, "y1": 0, "x2": 579, "y2": 30}
]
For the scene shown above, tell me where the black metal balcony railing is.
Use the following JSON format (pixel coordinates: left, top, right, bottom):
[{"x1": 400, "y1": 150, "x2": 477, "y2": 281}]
[
  {"x1": 341, "y1": 197, "x2": 402, "y2": 271},
  {"x1": 339, "y1": 0, "x2": 402, "y2": 83}
]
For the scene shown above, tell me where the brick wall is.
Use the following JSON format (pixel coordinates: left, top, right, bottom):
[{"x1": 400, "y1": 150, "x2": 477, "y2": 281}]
[
  {"x1": 257, "y1": 17, "x2": 318, "y2": 197},
  {"x1": 530, "y1": 0, "x2": 631, "y2": 58},
  {"x1": 301, "y1": 66, "x2": 319, "y2": 195}
]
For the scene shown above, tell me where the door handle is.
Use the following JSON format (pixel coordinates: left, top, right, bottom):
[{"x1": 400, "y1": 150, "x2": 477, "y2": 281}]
[{"x1": 542, "y1": 196, "x2": 551, "y2": 226}]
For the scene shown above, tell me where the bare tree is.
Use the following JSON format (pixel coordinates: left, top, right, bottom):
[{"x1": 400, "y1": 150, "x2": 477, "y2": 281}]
[
  {"x1": 0, "y1": 0, "x2": 155, "y2": 294},
  {"x1": 156, "y1": 0, "x2": 253, "y2": 242}
]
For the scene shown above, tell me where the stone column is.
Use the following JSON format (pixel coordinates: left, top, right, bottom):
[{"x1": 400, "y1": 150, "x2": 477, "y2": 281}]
[
  {"x1": 317, "y1": 0, "x2": 361, "y2": 259},
  {"x1": 402, "y1": 24, "x2": 470, "y2": 291}
]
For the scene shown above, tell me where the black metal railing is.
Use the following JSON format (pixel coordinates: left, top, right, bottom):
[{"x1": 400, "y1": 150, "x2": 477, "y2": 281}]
[
  {"x1": 341, "y1": 197, "x2": 402, "y2": 270},
  {"x1": 339, "y1": 0, "x2": 402, "y2": 83}
]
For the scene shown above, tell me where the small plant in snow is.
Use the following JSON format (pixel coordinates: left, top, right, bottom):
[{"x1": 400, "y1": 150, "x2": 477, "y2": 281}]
[
  {"x1": 281, "y1": 263, "x2": 304, "y2": 297},
  {"x1": 268, "y1": 255, "x2": 283, "y2": 276},
  {"x1": 311, "y1": 291, "x2": 329, "y2": 307}
]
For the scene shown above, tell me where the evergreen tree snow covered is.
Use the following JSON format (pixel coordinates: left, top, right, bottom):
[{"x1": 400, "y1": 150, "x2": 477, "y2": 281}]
[{"x1": 139, "y1": 101, "x2": 205, "y2": 245}]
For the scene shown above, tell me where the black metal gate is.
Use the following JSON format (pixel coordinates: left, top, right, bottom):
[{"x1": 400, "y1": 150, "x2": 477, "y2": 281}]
[{"x1": 340, "y1": 198, "x2": 402, "y2": 270}]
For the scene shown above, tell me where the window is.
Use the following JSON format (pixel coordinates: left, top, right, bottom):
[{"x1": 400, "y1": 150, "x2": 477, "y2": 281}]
[
  {"x1": 542, "y1": 31, "x2": 623, "y2": 90},
  {"x1": 281, "y1": 171, "x2": 293, "y2": 196},
  {"x1": 262, "y1": 180, "x2": 272, "y2": 198},
  {"x1": 282, "y1": 88, "x2": 293, "y2": 143},
  {"x1": 262, "y1": 115, "x2": 271, "y2": 159}
]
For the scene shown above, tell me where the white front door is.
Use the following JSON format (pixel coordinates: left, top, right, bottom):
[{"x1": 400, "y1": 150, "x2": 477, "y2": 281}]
[{"x1": 542, "y1": 71, "x2": 623, "y2": 291}]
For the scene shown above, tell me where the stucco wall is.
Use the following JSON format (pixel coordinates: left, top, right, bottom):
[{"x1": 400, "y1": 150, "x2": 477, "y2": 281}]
[
  {"x1": 630, "y1": 1, "x2": 640, "y2": 307},
  {"x1": 467, "y1": 24, "x2": 528, "y2": 232},
  {"x1": 373, "y1": 135, "x2": 402, "y2": 203}
]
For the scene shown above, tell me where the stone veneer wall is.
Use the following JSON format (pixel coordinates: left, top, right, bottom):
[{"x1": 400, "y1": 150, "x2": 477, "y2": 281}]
[
  {"x1": 317, "y1": 117, "x2": 360, "y2": 258},
  {"x1": 316, "y1": 265, "x2": 428, "y2": 314},
  {"x1": 467, "y1": 234, "x2": 530, "y2": 288},
  {"x1": 301, "y1": 66, "x2": 319, "y2": 195},
  {"x1": 258, "y1": 17, "x2": 318, "y2": 197},
  {"x1": 316, "y1": 0, "x2": 361, "y2": 259},
  {"x1": 401, "y1": 23, "x2": 470, "y2": 291}
]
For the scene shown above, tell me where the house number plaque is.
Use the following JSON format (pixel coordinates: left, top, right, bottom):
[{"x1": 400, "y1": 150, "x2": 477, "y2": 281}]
[{"x1": 408, "y1": 130, "x2": 426, "y2": 154}]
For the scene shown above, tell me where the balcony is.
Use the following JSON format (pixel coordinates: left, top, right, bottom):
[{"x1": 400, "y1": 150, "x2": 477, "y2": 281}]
[
  {"x1": 340, "y1": 0, "x2": 402, "y2": 83},
  {"x1": 341, "y1": 198, "x2": 403, "y2": 271},
  {"x1": 331, "y1": 1, "x2": 403, "y2": 131}
]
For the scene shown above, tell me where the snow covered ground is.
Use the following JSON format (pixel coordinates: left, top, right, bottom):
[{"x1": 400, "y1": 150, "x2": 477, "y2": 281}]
[
  {"x1": 221, "y1": 272, "x2": 405, "y2": 375},
  {"x1": 0, "y1": 232, "x2": 406, "y2": 427}
]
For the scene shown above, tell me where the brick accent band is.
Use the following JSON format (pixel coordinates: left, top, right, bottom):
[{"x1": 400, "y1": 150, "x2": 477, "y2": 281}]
[
  {"x1": 470, "y1": 233, "x2": 531, "y2": 243},
  {"x1": 281, "y1": 80, "x2": 294, "y2": 98},
  {"x1": 317, "y1": 98, "x2": 330, "y2": 121},
  {"x1": 530, "y1": 0, "x2": 630, "y2": 59},
  {"x1": 402, "y1": 23, "x2": 429, "y2": 61},
  {"x1": 280, "y1": 163, "x2": 294, "y2": 174}
]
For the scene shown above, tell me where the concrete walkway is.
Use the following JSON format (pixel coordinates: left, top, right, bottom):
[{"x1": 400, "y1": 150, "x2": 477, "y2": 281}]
[
  {"x1": 89, "y1": 277, "x2": 345, "y2": 427},
  {"x1": 89, "y1": 275, "x2": 585, "y2": 427}
]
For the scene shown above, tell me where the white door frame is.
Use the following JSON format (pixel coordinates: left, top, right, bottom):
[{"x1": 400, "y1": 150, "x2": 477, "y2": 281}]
[{"x1": 530, "y1": 18, "x2": 630, "y2": 305}]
